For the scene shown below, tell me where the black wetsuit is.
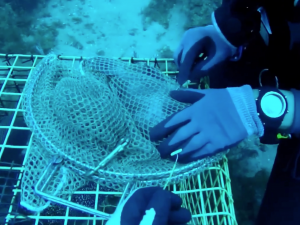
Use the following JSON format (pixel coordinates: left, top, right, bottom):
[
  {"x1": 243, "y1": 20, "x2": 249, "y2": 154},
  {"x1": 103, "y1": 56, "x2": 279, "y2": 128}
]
[
  {"x1": 210, "y1": 1, "x2": 300, "y2": 224},
  {"x1": 207, "y1": 0, "x2": 300, "y2": 91}
]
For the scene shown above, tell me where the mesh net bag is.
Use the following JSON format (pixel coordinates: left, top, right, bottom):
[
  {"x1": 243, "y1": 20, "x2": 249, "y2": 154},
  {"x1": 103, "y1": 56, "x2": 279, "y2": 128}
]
[{"x1": 21, "y1": 54, "x2": 226, "y2": 212}]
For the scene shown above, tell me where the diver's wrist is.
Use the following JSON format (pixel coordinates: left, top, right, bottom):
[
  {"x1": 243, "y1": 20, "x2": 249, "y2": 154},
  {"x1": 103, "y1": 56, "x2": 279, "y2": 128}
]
[
  {"x1": 278, "y1": 90, "x2": 295, "y2": 132},
  {"x1": 290, "y1": 89, "x2": 300, "y2": 134}
]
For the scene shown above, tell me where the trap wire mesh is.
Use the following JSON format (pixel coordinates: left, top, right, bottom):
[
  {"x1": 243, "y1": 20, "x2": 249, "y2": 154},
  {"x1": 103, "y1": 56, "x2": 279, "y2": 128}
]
[{"x1": 0, "y1": 54, "x2": 237, "y2": 225}]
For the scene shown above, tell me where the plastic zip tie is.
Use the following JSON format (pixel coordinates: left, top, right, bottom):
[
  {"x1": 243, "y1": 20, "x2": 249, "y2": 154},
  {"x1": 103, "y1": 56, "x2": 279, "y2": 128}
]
[
  {"x1": 163, "y1": 149, "x2": 183, "y2": 189},
  {"x1": 85, "y1": 138, "x2": 129, "y2": 177}
]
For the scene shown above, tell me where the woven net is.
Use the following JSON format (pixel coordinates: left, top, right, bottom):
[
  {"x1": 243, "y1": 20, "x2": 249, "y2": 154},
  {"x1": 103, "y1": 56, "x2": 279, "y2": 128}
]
[{"x1": 20, "y1": 54, "x2": 225, "y2": 212}]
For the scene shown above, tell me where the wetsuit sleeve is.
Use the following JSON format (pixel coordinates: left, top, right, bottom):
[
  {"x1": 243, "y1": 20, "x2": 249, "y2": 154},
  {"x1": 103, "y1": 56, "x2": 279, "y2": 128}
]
[
  {"x1": 290, "y1": 89, "x2": 300, "y2": 134},
  {"x1": 212, "y1": 0, "x2": 297, "y2": 47}
]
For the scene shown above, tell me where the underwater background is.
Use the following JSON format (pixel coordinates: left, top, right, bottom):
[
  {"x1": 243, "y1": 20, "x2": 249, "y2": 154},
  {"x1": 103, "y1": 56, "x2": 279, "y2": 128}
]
[{"x1": 0, "y1": 0, "x2": 277, "y2": 224}]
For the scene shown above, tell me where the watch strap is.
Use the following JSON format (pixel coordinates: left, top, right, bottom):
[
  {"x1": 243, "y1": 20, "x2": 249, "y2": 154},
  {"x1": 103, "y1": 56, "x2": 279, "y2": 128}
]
[{"x1": 256, "y1": 86, "x2": 288, "y2": 144}]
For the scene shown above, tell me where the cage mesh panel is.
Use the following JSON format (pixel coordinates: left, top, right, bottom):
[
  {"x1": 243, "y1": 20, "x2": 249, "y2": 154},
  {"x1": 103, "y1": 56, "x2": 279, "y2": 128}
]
[{"x1": 21, "y1": 54, "x2": 225, "y2": 212}]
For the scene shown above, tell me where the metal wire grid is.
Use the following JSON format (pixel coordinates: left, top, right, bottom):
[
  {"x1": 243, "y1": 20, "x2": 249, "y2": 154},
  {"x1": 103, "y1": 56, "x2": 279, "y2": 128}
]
[{"x1": 0, "y1": 54, "x2": 237, "y2": 225}]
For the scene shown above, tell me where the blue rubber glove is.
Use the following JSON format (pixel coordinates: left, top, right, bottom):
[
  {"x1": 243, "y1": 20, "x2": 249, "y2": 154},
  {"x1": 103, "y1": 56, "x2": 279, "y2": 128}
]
[
  {"x1": 174, "y1": 25, "x2": 241, "y2": 85},
  {"x1": 150, "y1": 86, "x2": 264, "y2": 163},
  {"x1": 106, "y1": 187, "x2": 191, "y2": 225}
]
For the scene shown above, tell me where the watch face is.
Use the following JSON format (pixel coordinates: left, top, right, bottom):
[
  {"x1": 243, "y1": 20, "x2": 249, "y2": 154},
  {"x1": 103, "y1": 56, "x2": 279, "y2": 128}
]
[{"x1": 261, "y1": 91, "x2": 286, "y2": 118}]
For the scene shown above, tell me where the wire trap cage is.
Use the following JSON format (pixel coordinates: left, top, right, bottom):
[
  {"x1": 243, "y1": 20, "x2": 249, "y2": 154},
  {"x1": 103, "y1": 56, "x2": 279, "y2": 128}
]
[{"x1": 0, "y1": 53, "x2": 237, "y2": 225}]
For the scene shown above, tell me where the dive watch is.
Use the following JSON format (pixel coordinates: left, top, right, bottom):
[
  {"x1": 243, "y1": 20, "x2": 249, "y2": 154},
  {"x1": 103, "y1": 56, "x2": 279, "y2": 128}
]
[{"x1": 256, "y1": 85, "x2": 289, "y2": 144}]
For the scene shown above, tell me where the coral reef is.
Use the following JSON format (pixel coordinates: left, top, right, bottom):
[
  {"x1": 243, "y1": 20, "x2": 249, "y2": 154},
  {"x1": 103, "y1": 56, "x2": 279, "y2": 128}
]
[
  {"x1": 141, "y1": 0, "x2": 221, "y2": 30},
  {"x1": 181, "y1": 0, "x2": 221, "y2": 29},
  {"x1": 141, "y1": 0, "x2": 178, "y2": 30},
  {"x1": 230, "y1": 169, "x2": 270, "y2": 224},
  {"x1": 3, "y1": 0, "x2": 43, "y2": 12},
  {"x1": 228, "y1": 137, "x2": 277, "y2": 225},
  {"x1": 0, "y1": 0, "x2": 59, "y2": 54}
]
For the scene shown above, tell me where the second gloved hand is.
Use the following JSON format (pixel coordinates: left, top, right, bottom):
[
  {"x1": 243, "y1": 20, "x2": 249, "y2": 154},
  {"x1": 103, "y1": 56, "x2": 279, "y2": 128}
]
[
  {"x1": 150, "y1": 85, "x2": 264, "y2": 163},
  {"x1": 174, "y1": 25, "x2": 239, "y2": 86},
  {"x1": 106, "y1": 187, "x2": 191, "y2": 225}
]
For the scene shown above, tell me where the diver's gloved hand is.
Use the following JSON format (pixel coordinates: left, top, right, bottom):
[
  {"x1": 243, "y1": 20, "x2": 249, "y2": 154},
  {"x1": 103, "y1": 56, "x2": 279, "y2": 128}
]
[
  {"x1": 106, "y1": 187, "x2": 191, "y2": 225},
  {"x1": 150, "y1": 85, "x2": 264, "y2": 164},
  {"x1": 174, "y1": 25, "x2": 238, "y2": 85}
]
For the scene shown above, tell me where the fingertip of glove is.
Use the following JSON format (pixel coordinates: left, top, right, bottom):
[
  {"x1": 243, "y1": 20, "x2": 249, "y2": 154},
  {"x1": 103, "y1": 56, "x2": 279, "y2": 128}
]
[
  {"x1": 170, "y1": 89, "x2": 205, "y2": 103},
  {"x1": 177, "y1": 49, "x2": 183, "y2": 66},
  {"x1": 168, "y1": 208, "x2": 192, "y2": 224},
  {"x1": 169, "y1": 191, "x2": 183, "y2": 208},
  {"x1": 181, "y1": 208, "x2": 192, "y2": 220},
  {"x1": 181, "y1": 208, "x2": 192, "y2": 222},
  {"x1": 149, "y1": 124, "x2": 165, "y2": 142}
]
